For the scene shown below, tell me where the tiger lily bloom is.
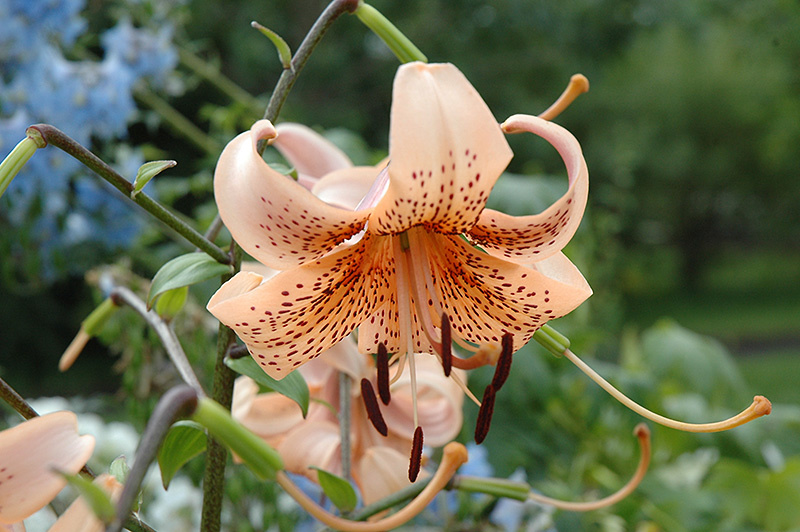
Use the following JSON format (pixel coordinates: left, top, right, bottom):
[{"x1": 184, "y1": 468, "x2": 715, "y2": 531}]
[
  {"x1": 232, "y1": 336, "x2": 465, "y2": 502},
  {"x1": 0, "y1": 412, "x2": 95, "y2": 527},
  {"x1": 208, "y1": 61, "x2": 591, "y2": 439}
]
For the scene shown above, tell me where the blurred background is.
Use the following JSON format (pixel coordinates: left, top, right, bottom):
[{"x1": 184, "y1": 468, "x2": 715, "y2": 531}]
[{"x1": 2, "y1": 0, "x2": 799, "y2": 530}]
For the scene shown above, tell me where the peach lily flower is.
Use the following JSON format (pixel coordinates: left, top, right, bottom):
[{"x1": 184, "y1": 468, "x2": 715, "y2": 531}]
[
  {"x1": 232, "y1": 338, "x2": 465, "y2": 505},
  {"x1": 208, "y1": 61, "x2": 590, "y2": 378},
  {"x1": 0, "y1": 412, "x2": 95, "y2": 528}
]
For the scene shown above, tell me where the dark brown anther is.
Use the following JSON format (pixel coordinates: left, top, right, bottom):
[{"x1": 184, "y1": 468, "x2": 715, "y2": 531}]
[
  {"x1": 360, "y1": 378, "x2": 388, "y2": 436},
  {"x1": 440, "y1": 314, "x2": 452, "y2": 377},
  {"x1": 474, "y1": 384, "x2": 496, "y2": 444},
  {"x1": 408, "y1": 426, "x2": 424, "y2": 482},
  {"x1": 491, "y1": 333, "x2": 514, "y2": 391},
  {"x1": 376, "y1": 343, "x2": 391, "y2": 405}
]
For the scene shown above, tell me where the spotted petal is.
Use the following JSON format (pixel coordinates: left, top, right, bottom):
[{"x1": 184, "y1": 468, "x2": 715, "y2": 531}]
[
  {"x1": 207, "y1": 234, "x2": 393, "y2": 380},
  {"x1": 273, "y1": 123, "x2": 353, "y2": 188},
  {"x1": 0, "y1": 412, "x2": 95, "y2": 524},
  {"x1": 468, "y1": 114, "x2": 589, "y2": 263},
  {"x1": 424, "y1": 233, "x2": 591, "y2": 352},
  {"x1": 214, "y1": 120, "x2": 369, "y2": 269},
  {"x1": 371, "y1": 62, "x2": 513, "y2": 235}
]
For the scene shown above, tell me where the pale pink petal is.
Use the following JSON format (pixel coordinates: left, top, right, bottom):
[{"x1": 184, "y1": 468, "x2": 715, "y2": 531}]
[
  {"x1": 371, "y1": 62, "x2": 513, "y2": 235},
  {"x1": 468, "y1": 114, "x2": 589, "y2": 263},
  {"x1": 207, "y1": 234, "x2": 393, "y2": 380},
  {"x1": 382, "y1": 354, "x2": 465, "y2": 446},
  {"x1": 424, "y1": 233, "x2": 591, "y2": 352},
  {"x1": 0, "y1": 412, "x2": 94, "y2": 524},
  {"x1": 47, "y1": 474, "x2": 122, "y2": 532},
  {"x1": 354, "y1": 446, "x2": 415, "y2": 505},
  {"x1": 231, "y1": 377, "x2": 306, "y2": 446},
  {"x1": 277, "y1": 420, "x2": 342, "y2": 480},
  {"x1": 273, "y1": 123, "x2": 352, "y2": 182},
  {"x1": 1, "y1": 522, "x2": 24, "y2": 531},
  {"x1": 316, "y1": 337, "x2": 369, "y2": 381},
  {"x1": 214, "y1": 119, "x2": 369, "y2": 269},
  {"x1": 311, "y1": 166, "x2": 385, "y2": 211}
]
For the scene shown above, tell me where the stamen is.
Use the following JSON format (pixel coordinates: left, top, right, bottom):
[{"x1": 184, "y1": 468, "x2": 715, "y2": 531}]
[
  {"x1": 409, "y1": 426, "x2": 424, "y2": 482},
  {"x1": 563, "y1": 349, "x2": 772, "y2": 432},
  {"x1": 376, "y1": 343, "x2": 391, "y2": 405},
  {"x1": 390, "y1": 351, "x2": 406, "y2": 385},
  {"x1": 452, "y1": 335, "x2": 479, "y2": 353},
  {"x1": 538, "y1": 74, "x2": 590, "y2": 121},
  {"x1": 360, "y1": 378, "x2": 388, "y2": 436},
  {"x1": 275, "y1": 442, "x2": 469, "y2": 532},
  {"x1": 490, "y1": 333, "x2": 514, "y2": 391},
  {"x1": 527, "y1": 424, "x2": 651, "y2": 511},
  {"x1": 354, "y1": 163, "x2": 390, "y2": 211},
  {"x1": 474, "y1": 384, "x2": 496, "y2": 444},
  {"x1": 59, "y1": 329, "x2": 91, "y2": 371},
  {"x1": 440, "y1": 314, "x2": 452, "y2": 377},
  {"x1": 449, "y1": 341, "x2": 501, "y2": 370}
]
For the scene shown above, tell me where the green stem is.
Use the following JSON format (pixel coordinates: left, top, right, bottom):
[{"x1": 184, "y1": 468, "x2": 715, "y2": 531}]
[
  {"x1": 178, "y1": 47, "x2": 264, "y2": 115},
  {"x1": 25, "y1": 124, "x2": 230, "y2": 265},
  {"x1": 134, "y1": 86, "x2": 223, "y2": 155},
  {"x1": 261, "y1": 0, "x2": 360, "y2": 130},
  {"x1": 339, "y1": 372, "x2": 352, "y2": 482},
  {"x1": 450, "y1": 475, "x2": 531, "y2": 501},
  {"x1": 200, "y1": 244, "x2": 241, "y2": 532},
  {"x1": 0, "y1": 376, "x2": 39, "y2": 420},
  {"x1": 354, "y1": 3, "x2": 427, "y2": 64}
]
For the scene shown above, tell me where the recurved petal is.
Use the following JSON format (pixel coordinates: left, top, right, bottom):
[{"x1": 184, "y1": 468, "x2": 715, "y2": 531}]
[
  {"x1": 371, "y1": 62, "x2": 513, "y2": 235},
  {"x1": 207, "y1": 234, "x2": 393, "y2": 380},
  {"x1": 273, "y1": 123, "x2": 353, "y2": 182},
  {"x1": 424, "y1": 233, "x2": 591, "y2": 353},
  {"x1": 214, "y1": 119, "x2": 369, "y2": 269},
  {"x1": 47, "y1": 474, "x2": 123, "y2": 532},
  {"x1": 354, "y1": 446, "x2": 416, "y2": 505},
  {"x1": 277, "y1": 420, "x2": 342, "y2": 480},
  {"x1": 0, "y1": 412, "x2": 95, "y2": 524},
  {"x1": 231, "y1": 377, "x2": 306, "y2": 446},
  {"x1": 311, "y1": 166, "x2": 384, "y2": 211},
  {"x1": 468, "y1": 114, "x2": 589, "y2": 263},
  {"x1": 382, "y1": 354, "x2": 465, "y2": 446}
]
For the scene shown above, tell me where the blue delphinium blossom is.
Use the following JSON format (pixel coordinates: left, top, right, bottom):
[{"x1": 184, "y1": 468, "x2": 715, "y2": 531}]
[{"x1": 0, "y1": 0, "x2": 179, "y2": 280}]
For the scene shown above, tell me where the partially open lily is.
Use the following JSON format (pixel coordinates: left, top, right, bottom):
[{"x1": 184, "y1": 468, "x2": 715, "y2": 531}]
[
  {"x1": 232, "y1": 336, "x2": 465, "y2": 504},
  {"x1": 208, "y1": 63, "x2": 591, "y2": 439},
  {"x1": 0, "y1": 412, "x2": 95, "y2": 527}
]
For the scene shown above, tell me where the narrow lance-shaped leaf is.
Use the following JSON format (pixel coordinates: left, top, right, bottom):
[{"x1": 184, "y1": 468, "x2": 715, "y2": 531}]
[
  {"x1": 225, "y1": 355, "x2": 310, "y2": 418},
  {"x1": 57, "y1": 472, "x2": 116, "y2": 524},
  {"x1": 310, "y1": 466, "x2": 358, "y2": 513},
  {"x1": 148, "y1": 252, "x2": 232, "y2": 308},
  {"x1": 158, "y1": 421, "x2": 207, "y2": 489},
  {"x1": 251, "y1": 21, "x2": 292, "y2": 69},
  {"x1": 132, "y1": 160, "x2": 176, "y2": 196}
]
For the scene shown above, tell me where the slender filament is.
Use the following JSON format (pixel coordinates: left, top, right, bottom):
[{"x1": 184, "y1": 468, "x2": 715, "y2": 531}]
[
  {"x1": 538, "y1": 74, "x2": 590, "y2": 121},
  {"x1": 275, "y1": 442, "x2": 469, "y2": 532},
  {"x1": 527, "y1": 424, "x2": 651, "y2": 511},
  {"x1": 563, "y1": 349, "x2": 771, "y2": 432}
]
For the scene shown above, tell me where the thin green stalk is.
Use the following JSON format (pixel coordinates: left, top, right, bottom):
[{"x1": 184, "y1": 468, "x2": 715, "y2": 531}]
[
  {"x1": 178, "y1": 48, "x2": 264, "y2": 114},
  {"x1": 339, "y1": 372, "x2": 352, "y2": 481},
  {"x1": 134, "y1": 86, "x2": 223, "y2": 155},
  {"x1": 25, "y1": 124, "x2": 230, "y2": 265},
  {"x1": 0, "y1": 376, "x2": 39, "y2": 420},
  {"x1": 261, "y1": 0, "x2": 360, "y2": 129},
  {"x1": 200, "y1": 243, "x2": 241, "y2": 532}
]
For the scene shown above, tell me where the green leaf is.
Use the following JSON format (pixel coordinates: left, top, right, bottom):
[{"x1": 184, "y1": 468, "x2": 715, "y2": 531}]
[
  {"x1": 154, "y1": 285, "x2": 189, "y2": 320},
  {"x1": 132, "y1": 160, "x2": 176, "y2": 196},
  {"x1": 158, "y1": 420, "x2": 207, "y2": 489},
  {"x1": 251, "y1": 21, "x2": 292, "y2": 69},
  {"x1": 109, "y1": 455, "x2": 130, "y2": 484},
  {"x1": 148, "y1": 253, "x2": 232, "y2": 308},
  {"x1": 310, "y1": 467, "x2": 358, "y2": 513},
  {"x1": 225, "y1": 355, "x2": 310, "y2": 418},
  {"x1": 58, "y1": 472, "x2": 116, "y2": 523}
]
